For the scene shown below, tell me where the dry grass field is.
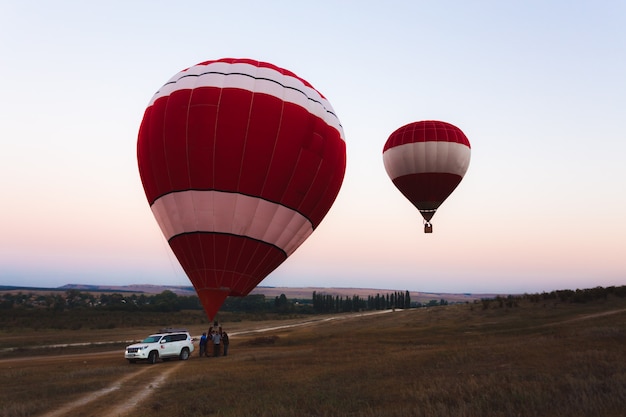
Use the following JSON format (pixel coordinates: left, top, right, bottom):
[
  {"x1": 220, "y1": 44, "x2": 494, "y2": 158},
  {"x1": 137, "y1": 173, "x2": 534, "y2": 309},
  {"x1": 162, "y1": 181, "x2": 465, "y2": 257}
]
[{"x1": 1, "y1": 297, "x2": 625, "y2": 417}]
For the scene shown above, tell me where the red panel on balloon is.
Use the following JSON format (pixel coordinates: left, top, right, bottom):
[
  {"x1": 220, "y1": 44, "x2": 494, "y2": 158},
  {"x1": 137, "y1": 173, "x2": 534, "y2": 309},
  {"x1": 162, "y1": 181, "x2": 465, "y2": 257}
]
[
  {"x1": 169, "y1": 234, "x2": 287, "y2": 296},
  {"x1": 392, "y1": 172, "x2": 463, "y2": 210}
]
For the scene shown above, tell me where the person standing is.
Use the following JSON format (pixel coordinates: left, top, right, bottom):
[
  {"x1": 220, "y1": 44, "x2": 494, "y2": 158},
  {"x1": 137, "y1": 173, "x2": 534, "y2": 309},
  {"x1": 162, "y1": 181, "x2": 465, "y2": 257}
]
[
  {"x1": 199, "y1": 332, "x2": 208, "y2": 357},
  {"x1": 221, "y1": 331, "x2": 229, "y2": 356},
  {"x1": 211, "y1": 330, "x2": 221, "y2": 357}
]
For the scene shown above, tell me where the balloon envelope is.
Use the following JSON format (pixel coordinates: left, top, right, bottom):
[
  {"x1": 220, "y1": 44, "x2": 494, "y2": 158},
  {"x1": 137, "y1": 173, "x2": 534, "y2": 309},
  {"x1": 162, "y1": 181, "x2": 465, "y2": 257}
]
[
  {"x1": 382, "y1": 120, "x2": 470, "y2": 230},
  {"x1": 137, "y1": 58, "x2": 346, "y2": 319}
]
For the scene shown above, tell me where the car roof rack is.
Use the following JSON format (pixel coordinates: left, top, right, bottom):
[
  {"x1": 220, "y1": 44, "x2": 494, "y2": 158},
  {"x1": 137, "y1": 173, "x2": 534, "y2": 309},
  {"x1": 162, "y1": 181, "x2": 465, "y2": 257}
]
[{"x1": 158, "y1": 328, "x2": 188, "y2": 334}]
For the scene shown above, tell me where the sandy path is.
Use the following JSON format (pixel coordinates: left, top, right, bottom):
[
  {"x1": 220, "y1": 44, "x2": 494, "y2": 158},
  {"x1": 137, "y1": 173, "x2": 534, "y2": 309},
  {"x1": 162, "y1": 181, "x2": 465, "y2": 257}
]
[
  {"x1": 538, "y1": 307, "x2": 626, "y2": 327},
  {"x1": 0, "y1": 349, "x2": 121, "y2": 365},
  {"x1": 39, "y1": 365, "x2": 153, "y2": 417},
  {"x1": 19, "y1": 351, "x2": 186, "y2": 417},
  {"x1": 100, "y1": 362, "x2": 183, "y2": 417}
]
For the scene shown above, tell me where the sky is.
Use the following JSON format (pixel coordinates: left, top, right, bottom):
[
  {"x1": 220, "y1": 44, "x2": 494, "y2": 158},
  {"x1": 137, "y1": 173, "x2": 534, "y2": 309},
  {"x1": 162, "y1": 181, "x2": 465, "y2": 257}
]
[{"x1": 1, "y1": 1, "x2": 625, "y2": 295}]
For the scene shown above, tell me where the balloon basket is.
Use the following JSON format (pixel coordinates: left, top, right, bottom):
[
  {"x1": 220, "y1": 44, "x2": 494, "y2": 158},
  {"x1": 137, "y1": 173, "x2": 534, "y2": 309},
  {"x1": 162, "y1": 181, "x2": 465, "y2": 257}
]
[{"x1": 424, "y1": 223, "x2": 433, "y2": 233}]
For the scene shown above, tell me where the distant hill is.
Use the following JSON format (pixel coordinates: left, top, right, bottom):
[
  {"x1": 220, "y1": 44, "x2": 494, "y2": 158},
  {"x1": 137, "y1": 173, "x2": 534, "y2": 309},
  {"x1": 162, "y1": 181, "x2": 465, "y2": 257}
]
[
  {"x1": 1, "y1": 284, "x2": 499, "y2": 303},
  {"x1": 59, "y1": 283, "x2": 198, "y2": 296}
]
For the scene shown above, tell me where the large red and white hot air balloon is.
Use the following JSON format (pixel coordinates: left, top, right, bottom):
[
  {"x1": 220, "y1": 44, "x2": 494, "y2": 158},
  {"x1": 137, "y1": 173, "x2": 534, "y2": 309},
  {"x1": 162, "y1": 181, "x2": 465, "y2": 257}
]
[
  {"x1": 382, "y1": 120, "x2": 471, "y2": 233},
  {"x1": 137, "y1": 58, "x2": 346, "y2": 319}
]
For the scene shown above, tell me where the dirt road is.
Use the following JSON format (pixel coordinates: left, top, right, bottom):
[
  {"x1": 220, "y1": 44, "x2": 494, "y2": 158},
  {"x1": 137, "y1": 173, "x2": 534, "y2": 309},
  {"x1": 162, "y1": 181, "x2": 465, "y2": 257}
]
[
  {"x1": 38, "y1": 361, "x2": 157, "y2": 417},
  {"x1": 12, "y1": 307, "x2": 623, "y2": 416},
  {"x1": 3, "y1": 310, "x2": 392, "y2": 416}
]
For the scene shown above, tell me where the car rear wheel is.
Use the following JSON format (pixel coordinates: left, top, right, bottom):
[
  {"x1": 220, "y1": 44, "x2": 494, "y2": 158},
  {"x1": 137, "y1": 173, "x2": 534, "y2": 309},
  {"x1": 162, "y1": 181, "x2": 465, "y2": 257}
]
[
  {"x1": 179, "y1": 348, "x2": 190, "y2": 361},
  {"x1": 148, "y1": 351, "x2": 158, "y2": 364}
]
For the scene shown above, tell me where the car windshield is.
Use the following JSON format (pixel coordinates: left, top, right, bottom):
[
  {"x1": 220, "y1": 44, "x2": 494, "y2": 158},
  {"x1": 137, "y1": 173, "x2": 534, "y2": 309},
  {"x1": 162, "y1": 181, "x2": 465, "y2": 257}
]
[{"x1": 142, "y1": 336, "x2": 162, "y2": 343}]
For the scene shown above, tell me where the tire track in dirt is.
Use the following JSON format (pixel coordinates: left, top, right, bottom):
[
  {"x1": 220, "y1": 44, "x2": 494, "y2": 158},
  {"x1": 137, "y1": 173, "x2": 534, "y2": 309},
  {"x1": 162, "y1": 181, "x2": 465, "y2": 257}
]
[
  {"x1": 0, "y1": 350, "x2": 121, "y2": 365},
  {"x1": 100, "y1": 362, "x2": 183, "y2": 417},
  {"x1": 538, "y1": 308, "x2": 626, "y2": 328},
  {"x1": 38, "y1": 363, "x2": 181, "y2": 417}
]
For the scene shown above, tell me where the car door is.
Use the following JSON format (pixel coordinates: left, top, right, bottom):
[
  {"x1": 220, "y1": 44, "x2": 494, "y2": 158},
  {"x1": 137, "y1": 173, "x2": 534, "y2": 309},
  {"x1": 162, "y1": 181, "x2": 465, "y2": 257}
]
[
  {"x1": 159, "y1": 335, "x2": 177, "y2": 357},
  {"x1": 170, "y1": 334, "x2": 186, "y2": 355}
]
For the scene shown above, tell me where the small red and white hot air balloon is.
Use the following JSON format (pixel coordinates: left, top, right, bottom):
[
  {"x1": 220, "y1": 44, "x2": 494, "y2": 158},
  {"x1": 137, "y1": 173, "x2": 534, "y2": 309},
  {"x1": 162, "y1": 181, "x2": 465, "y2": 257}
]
[
  {"x1": 382, "y1": 120, "x2": 471, "y2": 233},
  {"x1": 137, "y1": 58, "x2": 346, "y2": 319}
]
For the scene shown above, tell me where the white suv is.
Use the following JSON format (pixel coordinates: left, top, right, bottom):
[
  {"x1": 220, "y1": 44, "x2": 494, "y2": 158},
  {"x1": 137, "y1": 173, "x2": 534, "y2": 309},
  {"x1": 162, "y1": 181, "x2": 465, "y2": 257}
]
[{"x1": 125, "y1": 329, "x2": 194, "y2": 364}]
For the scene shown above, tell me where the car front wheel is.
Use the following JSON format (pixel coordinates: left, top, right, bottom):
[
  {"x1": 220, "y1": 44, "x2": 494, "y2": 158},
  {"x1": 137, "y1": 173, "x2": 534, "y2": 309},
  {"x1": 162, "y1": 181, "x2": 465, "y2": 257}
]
[
  {"x1": 148, "y1": 351, "x2": 158, "y2": 364},
  {"x1": 179, "y1": 348, "x2": 190, "y2": 361}
]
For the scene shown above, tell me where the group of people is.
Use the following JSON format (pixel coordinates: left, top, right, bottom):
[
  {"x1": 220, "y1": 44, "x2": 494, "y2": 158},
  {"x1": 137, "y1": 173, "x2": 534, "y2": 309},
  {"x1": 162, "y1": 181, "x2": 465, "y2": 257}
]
[{"x1": 198, "y1": 322, "x2": 229, "y2": 357}]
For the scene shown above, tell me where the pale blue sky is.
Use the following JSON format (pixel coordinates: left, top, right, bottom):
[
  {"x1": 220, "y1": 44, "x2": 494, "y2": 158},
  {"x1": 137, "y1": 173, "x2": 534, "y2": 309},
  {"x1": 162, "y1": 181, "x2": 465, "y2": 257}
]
[{"x1": 1, "y1": 1, "x2": 625, "y2": 294}]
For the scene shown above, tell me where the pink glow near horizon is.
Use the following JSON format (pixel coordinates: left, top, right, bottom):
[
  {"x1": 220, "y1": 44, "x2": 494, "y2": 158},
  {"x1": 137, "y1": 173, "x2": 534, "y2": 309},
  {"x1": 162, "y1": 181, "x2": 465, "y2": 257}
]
[{"x1": 1, "y1": 2, "x2": 625, "y2": 294}]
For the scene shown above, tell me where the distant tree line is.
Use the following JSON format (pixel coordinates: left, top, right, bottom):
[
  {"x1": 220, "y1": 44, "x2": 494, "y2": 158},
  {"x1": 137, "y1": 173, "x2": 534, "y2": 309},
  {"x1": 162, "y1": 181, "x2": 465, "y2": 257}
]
[
  {"x1": 477, "y1": 285, "x2": 626, "y2": 310},
  {"x1": 0, "y1": 289, "x2": 413, "y2": 314},
  {"x1": 311, "y1": 290, "x2": 412, "y2": 313},
  {"x1": 0, "y1": 289, "x2": 301, "y2": 314},
  {"x1": 0, "y1": 289, "x2": 201, "y2": 312},
  {"x1": 523, "y1": 286, "x2": 626, "y2": 303},
  {"x1": 2, "y1": 285, "x2": 624, "y2": 314}
]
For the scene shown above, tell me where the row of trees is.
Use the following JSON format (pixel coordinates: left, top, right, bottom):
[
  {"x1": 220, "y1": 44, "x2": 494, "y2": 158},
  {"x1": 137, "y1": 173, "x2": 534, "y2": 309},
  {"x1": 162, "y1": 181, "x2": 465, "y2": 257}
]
[
  {"x1": 0, "y1": 289, "x2": 200, "y2": 312},
  {"x1": 3, "y1": 285, "x2": 624, "y2": 314},
  {"x1": 1, "y1": 289, "x2": 414, "y2": 314},
  {"x1": 523, "y1": 285, "x2": 626, "y2": 303},
  {"x1": 311, "y1": 291, "x2": 412, "y2": 313},
  {"x1": 477, "y1": 285, "x2": 626, "y2": 310}
]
